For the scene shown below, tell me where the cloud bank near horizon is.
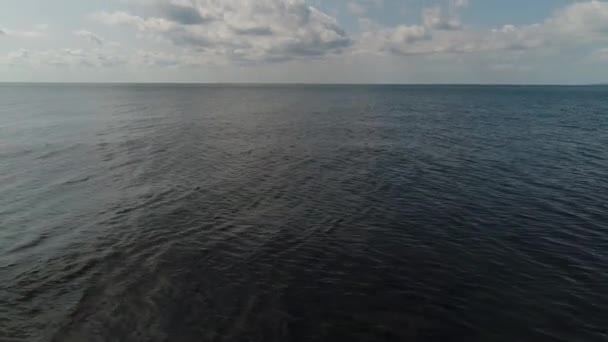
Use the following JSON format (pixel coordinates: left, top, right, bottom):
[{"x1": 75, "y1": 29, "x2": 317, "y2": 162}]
[{"x1": 2, "y1": 0, "x2": 608, "y2": 83}]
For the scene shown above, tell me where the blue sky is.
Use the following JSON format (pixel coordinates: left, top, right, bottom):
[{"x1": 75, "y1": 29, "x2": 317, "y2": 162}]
[{"x1": 1, "y1": 0, "x2": 608, "y2": 83}]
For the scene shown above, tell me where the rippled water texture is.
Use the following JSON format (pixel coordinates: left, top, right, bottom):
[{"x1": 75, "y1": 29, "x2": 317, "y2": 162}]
[{"x1": 1, "y1": 84, "x2": 608, "y2": 341}]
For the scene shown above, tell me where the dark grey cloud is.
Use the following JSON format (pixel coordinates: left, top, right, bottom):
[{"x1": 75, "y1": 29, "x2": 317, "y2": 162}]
[
  {"x1": 231, "y1": 26, "x2": 274, "y2": 36},
  {"x1": 158, "y1": 3, "x2": 210, "y2": 25},
  {"x1": 277, "y1": 36, "x2": 352, "y2": 58}
]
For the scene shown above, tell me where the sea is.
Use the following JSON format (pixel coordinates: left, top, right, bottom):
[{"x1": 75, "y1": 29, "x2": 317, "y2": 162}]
[{"x1": 1, "y1": 84, "x2": 607, "y2": 341}]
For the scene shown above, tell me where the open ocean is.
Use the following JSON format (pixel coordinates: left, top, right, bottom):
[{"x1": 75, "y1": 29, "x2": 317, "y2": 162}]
[{"x1": 1, "y1": 84, "x2": 607, "y2": 342}]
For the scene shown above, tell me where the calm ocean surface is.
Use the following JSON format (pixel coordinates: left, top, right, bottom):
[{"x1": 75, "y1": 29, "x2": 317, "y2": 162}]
[{"x1": 1, "y1": 84, "x2": 607, "y2": 341}]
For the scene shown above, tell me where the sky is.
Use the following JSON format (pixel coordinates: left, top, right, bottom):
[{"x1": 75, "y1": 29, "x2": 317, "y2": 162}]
[{"x1": 1, "y1": 0, "x2": 608, "y2": 83}]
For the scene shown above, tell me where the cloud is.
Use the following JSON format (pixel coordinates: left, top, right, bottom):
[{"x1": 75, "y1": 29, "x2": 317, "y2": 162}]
[
  {"x1": 545, "y1": 0, "x2": 608, "y2": 41},
  {"x1": 1, "y1": 27, "x2": 48, "y2": 38},
  {"x1": 93, "y1": 11, "x2": 168, "y2": 30},
  {"x1": 131, "y1": 49, "x2": 216, "y2": 68},
  {"x1": 358, "y1": 0, "x2": 608, "y2": 57},
  {"x1": 5, "y1": 49, "x2": 30, "y2": 64},
  {"x1": 93, "y1": 0, "x2": 352, "y2": 63},
  {"x1": 231, "y1": 26, "x2": 273, "y2": 36},
  {"x1": 96, "y1": 0, "x2": 608, "y2": 65},
  {"x1": 74, "y1": 30, "x2": 105, "y2": 46},
  {"x1": 420, "y1": 0, "x2": 470, "y2": 31},
  {"x1": 422, "y1": 6, "x2": 462, "y2": 31},
  {"x1": 6, "y1": 0, "x2": 608, "y2": 79},
  {"x1": 157, "y1": 1, "x2": 211, "y2": 25},
  {"x1": 3, "y1": 48, "x2": 127, "y2": 68},
  {"x1": 134, "y1": 50, "x2": 181, "y2": 67},
  {"x1": 2, "y1": 44, "x2": 211, "y2": 69}
]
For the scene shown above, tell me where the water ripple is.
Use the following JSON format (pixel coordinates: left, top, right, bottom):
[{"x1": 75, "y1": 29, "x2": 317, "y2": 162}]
[{"x1": 1, "y1": 85, "x2": 607, "y2": 342}]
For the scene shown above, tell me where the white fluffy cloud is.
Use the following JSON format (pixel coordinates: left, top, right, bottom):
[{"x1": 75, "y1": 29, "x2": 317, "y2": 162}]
[
  {"x1": 421, "y1": 1, "x2": 466, "y2": 32},
  {"x1": 545, "y1": 0, "x2": 608, "y2": 41},
  {"x1": 93, "y1": 0, "x2": 352, "y2": 63},
  {"x1": 0, "y1": 26, "x2": 48, "y2": 38},
  {"x1": 84, "y1": 0, "x2": 608, "y2": 66},
  {"x1": 357, "y1": 21, "x2": 430, "y2": 56},
  {"x1": 3, "y1": 0, "x2": 608, "y2": 82},
  {"x1": 358, "y1": 0, "x2": 608, "y2": 57}
]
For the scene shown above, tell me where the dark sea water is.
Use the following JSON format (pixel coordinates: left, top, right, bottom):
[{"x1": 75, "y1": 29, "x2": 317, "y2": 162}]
[{"x1": 1, "y1": 84, "x2": 608, "y2": 342}]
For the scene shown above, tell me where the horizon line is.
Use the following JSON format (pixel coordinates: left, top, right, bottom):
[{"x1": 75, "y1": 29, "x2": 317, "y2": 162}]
[{"x1": 0, "y1": 81, "x2": 605, "y2": 86}]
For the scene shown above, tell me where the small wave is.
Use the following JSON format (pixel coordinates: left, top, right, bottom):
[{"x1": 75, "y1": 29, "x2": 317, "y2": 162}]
[
  {"x1": 6, "y1": 233, "x2": 51, "y2": 255},
  {"x1": 62, "y1": 176, "x2": 91, "y2": 186}
]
